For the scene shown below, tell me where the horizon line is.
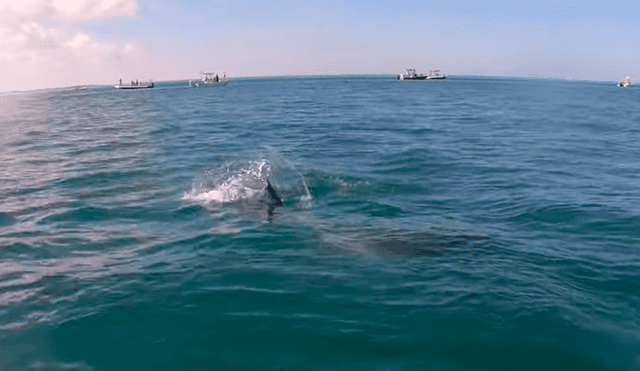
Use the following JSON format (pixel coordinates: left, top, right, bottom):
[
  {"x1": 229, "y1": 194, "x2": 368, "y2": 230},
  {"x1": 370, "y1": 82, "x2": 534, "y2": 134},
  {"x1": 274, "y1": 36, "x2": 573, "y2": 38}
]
[{"x1": 2, "y1": 73, "x2": 625, "y2": 94}]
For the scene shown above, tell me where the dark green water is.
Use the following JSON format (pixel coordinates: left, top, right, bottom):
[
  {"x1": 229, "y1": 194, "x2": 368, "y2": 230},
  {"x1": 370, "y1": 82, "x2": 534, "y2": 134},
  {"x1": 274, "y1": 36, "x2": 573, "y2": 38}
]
[{"x1": 1, "y1": 76, "x2": 639, "y2": 370}]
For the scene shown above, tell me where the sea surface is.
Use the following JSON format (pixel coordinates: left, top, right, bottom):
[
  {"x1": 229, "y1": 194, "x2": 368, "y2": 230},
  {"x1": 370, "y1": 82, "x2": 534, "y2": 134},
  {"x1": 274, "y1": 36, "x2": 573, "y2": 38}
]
[{"x1": 1, "y1": 76, "x2": 639, "y2": 370}]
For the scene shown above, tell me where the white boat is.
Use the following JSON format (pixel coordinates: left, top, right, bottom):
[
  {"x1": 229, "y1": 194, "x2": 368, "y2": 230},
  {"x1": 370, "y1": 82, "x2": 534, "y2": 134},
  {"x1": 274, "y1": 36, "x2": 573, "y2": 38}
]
[
  {"x1": 618, "y1": 76, "x2": 633, "y2": 88},
  {"x1": 189, "y1": 72, "x2": 229, "y2": 87},
  {"x1": 398, "y1": 69, "x2": 427, "y2": 80},
  {"x1": 426, "y1": 69, "x2": 446, "y2": 80},
  {"x1": 114, "y1": 79, "x2": 154, "y2": 89}
]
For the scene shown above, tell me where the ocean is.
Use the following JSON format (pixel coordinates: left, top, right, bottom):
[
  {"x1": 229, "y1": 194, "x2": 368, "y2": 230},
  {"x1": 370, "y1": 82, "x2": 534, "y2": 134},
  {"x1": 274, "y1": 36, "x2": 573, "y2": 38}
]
[{"x1": 1, "y1": 75, "x2": 639, "y2": 370}]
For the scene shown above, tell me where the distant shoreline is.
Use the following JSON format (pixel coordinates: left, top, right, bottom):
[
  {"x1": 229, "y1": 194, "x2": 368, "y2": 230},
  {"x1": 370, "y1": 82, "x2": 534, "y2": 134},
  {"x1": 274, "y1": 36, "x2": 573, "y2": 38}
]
[{"x1": 1, "y1": 74, "x2": 624, "y2": 94}]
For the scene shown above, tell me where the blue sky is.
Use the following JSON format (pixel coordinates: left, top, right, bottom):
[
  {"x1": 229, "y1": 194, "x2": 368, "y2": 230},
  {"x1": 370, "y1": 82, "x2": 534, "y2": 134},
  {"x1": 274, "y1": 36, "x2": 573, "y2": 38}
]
[{"x1": 1, "y1": 0, "x2": 639, "y2": 91}]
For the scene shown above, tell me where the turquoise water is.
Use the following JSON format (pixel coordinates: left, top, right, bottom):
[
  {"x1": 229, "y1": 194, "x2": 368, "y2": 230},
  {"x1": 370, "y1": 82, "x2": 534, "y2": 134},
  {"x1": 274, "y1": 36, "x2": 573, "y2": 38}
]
[{"x1": 1, "y1": 76, "x2": 639, "y2": 370}]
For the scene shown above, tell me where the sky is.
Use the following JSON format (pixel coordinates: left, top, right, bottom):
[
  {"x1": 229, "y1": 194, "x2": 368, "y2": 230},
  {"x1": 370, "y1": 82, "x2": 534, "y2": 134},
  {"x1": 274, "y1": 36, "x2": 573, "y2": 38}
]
[{"x1": 1, "y1": 0, "x2": 639, "y2": 91}]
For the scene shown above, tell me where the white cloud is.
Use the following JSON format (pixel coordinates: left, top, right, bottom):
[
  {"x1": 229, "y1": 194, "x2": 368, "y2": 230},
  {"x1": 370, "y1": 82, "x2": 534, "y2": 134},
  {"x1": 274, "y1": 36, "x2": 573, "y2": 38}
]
[
  {"x1": 0, "y1": 0, "x2": 138, "y2": 22},
  {"x1": 51, "y1": 0, "x2": 138, "y2": 22},
  {"x1": 0, "y1": 0, "x2": 139, "y2": 91}
]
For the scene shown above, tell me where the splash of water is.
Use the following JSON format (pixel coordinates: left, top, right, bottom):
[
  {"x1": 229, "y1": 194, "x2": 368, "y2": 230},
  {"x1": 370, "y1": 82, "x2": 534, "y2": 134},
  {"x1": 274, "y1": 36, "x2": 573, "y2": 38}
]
[{"x1": 182, "y1": 160, "x2": 272, "y2": 206}]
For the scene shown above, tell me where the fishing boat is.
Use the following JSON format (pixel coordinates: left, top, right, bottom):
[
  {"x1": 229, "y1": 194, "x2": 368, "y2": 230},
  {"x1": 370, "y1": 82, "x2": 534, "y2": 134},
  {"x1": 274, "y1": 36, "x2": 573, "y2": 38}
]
[
  {"x1": 426, "y1": 69, "x2": 446, "y2": 80},
  {"x1": 189, "y1": 72, "x2": 229, "y2": 87},
  {"x1": 114, "y1": 79, "x2": 154, "y2": 89},
  {"x1": 618, "y1": 76, "x2": 633, "y2": 88},
  {"x1": 398, "y1": 69, "x2": 427, "y2": 80}
]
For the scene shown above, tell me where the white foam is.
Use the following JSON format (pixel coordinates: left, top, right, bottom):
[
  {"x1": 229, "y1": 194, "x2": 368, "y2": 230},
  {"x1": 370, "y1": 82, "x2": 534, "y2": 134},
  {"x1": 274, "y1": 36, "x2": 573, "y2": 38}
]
[{"x1": 183, "y1": 160, "x2": 271, "y2": 206}]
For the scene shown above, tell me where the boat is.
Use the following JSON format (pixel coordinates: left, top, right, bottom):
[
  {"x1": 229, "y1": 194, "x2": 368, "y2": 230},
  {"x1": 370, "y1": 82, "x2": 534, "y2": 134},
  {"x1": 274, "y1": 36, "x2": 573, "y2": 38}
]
[
  {"x1": 114, "y1": 79, "x2": 154, "y2": 89},
  {"x1": 618, "y1": 76, "x2": 633, "y2": 88},
  {"x1": 398, "y1": 69, "x2": 427, "y2": 80},
  {"x1": 426, "y1": 69, "x2": 446, "y2": 80},
  {"x1": 189, "y1": 72, "x2": 229, "y2": 87}
]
